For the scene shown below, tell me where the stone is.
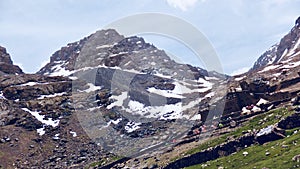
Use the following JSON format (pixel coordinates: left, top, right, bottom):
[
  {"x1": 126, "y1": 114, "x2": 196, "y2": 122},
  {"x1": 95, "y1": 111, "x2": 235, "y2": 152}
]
[
  {"x1": 149, "y1": 164, "x2": 158, "y2": 169},
  {"x1": 256, "y1": 126, "x2": 285, "y2": 145},
  {"x1": 243, "y1": 151, "x2": 249, "y2": 156},
  {"x1": 292, "y1": 154, "x2": 300, "y2": 162},
  {"x1": 278, "y1": 113, "x2": 300, "y2": 129},
  {"x1": 5, "y1": 137, "x2": 11, "y2": 142}
]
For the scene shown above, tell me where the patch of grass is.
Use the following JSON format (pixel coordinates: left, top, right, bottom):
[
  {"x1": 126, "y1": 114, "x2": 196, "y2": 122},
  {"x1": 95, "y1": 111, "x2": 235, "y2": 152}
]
[
  {"x1": 185, "y1": 135, "x2": 230, "y2": 156},
  {"x1": 230, "y1": 108, "x2": 293, "y2": 137},
  {"x1": 186, "y1": 132, "x2": 300, "y2": 169},
  {"x1": 110, "y1": 156, "x2": 123, "y2": 161},
  {"x1": 285, "y1": 127, "x2": 300, "y2": 136},
  {"x1": 185, "y1": 108, "x2": 294, "y2": 156},
  {"x1": 86, "y1": 160, "x2": 105, "y2": 168},
  {"x1": 85, "y1": 156, "x2": 124, "y2": 169}
]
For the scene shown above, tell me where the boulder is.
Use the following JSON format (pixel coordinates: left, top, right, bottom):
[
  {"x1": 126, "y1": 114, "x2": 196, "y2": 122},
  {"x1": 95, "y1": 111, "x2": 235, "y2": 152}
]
[
  {"x1": 256, "y1": 125, "x2": 285, "y2": 144},
  {"x1": 278, "y1": 112, "x2": 300, "y2": 129}
]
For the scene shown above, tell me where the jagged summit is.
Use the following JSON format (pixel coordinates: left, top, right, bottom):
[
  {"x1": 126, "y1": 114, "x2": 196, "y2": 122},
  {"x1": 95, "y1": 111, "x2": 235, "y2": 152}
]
[
  {"x1": 37, "y1": 28, "x2": 212, "y2": 81},
  {"x1": 251, "y1": 16, "x2": 300, "y2": 71},
  {"x1": 0, "y1": 46, "x2": 23, "y2": 75},
  {"x1": 38, "y1": 29, "x2": 124, "y2": 75}
]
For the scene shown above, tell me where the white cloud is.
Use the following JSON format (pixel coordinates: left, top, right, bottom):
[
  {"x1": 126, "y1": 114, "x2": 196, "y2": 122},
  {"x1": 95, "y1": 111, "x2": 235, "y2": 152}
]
[
  {"x1": 230, "y1": 67, "x2": 249, "y2": 76},
  {"x1": 166, "y1": 0, "x2": 201, "y2": 11}
]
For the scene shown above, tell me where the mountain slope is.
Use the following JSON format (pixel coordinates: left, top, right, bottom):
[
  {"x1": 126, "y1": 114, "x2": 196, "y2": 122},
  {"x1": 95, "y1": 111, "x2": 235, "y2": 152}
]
[
  {"x1": 252, "y1": 16, "x2": 300, "y2": 71},
  {"x1": 0, "y1": 28, "x2": 228, "y2": 168},
  {"x1": 37, "y1": 28, "x2": 229, "y2": 157},
  {"x1": 1, "y1": 16, "x2": 300, "y2": 169}
]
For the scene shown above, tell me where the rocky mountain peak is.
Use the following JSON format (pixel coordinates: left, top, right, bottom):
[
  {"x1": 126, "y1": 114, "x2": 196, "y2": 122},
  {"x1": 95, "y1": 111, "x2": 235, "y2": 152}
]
[
  {"x1": 2, "y1": 16, "x2": 300, "y2": 169},
  {"x1": 37, "y1": 29, "x2": 124, "y2": 76},
  {"x1": 0, "y1": 46, "x2": 13, "y2": 65},
  {"x1": 296, "y1": 16, "x2": 300, "y2": 27},
  {"x1": 37, "y1": 28, "x2": 213, "y2": 82},
  {"x1": 251, "y1": 16, "x2": 300, "y2": 71},
  {"x1": 0, "y1": 46, "x2": 23, "y2": 75}
]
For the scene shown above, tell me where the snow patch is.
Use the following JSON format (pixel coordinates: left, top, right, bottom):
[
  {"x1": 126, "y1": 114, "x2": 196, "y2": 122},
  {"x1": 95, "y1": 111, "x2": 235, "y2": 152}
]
[
  {"x1": 234, "y1": 76, "x2": 246, "y2": 81},
  {"x1": 256, "y1": 98, "x2": 269, "y2": 106},
  {"x1": 257, "y1": 125, "x2": 274, "y2": 137},
  {"x1": 252, "y1": 106, "x2": 261, "y2": 113},
  {"x1": 281, "y1": 60, "x2": 300, "y2": 69},
  {"x1": 96, "y1": 44, "x2": 113, "y2": 49},
  {"x1": 278, "y1": 48, "x2": 288, "y2": 62},
  {"x1": 53, "y1": 133, "x2": 60, "y2": 140},
  {"x1": 126, "y1": 100, "x2": 195, "y2": 120},
  {"x1": 242, "y1": 107, "x2": 251, "y2": 114},
  {"x1": 22, "y1": 108, "x2": 59, "y2": 127},
  {"x1": 147, "y1": 87, "x2": 185, "y2": 99},
  {"x1": 258, "y1": 65, "x2": 280, "y2": 73},
  {"x1": 70, "y1": 131, "x2": 77, "y2": 137},
  {"x1": 190, "y1": 114, "x2": 201, "y2": 120},
  {"x1": 287, "y1": 38, "x2": 300, "y2": 56},
  {"x1": 107, "y1": 92, "x2": 128, "y2": 109},
  {"x1": 125, "y1": 121, "x2": 141, "y2": 133},
  {"x1": 102, "y1": 118, "x2": 122, "y2": 128},
  {"x1": 83, "y1": 83, "x2": 101, "y2": 93},
  {"x1": 50, "y1": 62, "x2": 74, "y2": 77},
  {"x1": 0, "y1": 91, "x2": 6, "y2": 99},
  {"x1": 18, "y1": 82, "x2": 41, "y2": 86},
  {"x1": 37, "y1": 92, "x2": 67, "y2": 99},
  {"x1": 37, "y1": 127, "x2": 46, "y2": 136}
]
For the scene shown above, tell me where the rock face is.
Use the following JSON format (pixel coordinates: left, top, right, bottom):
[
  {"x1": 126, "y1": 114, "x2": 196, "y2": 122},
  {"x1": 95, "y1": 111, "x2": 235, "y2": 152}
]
[
  {"x1": 37, "y1": 29, "x2": 125, "y2": 76},
  {"x1": 0, "y1": 46, "x2": 13, "y2": 64},
  {"x1": 34, "y1": 28, "x2": 228, "y2": 157},
  {"x1": 164, "y1": 134, "x2": 256, "y2": 169},
  {"x1": 252, "y1": 16, "x2": 300, "y2": 71},
  {"x1": 0, "y1": 29, "x2": 226, "y2": 168},
  {"x1": 255, "y1": 125, "x2": 285, "y2": 145},
  {"x1": 0, "y1": 46, "x2": 23, "y2": 75},
  {"x1": 2, "y1": 16, "x2": 300, "y2": 168},
  {"x1": 228, "y1": 17, "x2": 300, "y2": 118},
  {"x1": 278, "y1": 112, "x2": 300, "y2": 129}
]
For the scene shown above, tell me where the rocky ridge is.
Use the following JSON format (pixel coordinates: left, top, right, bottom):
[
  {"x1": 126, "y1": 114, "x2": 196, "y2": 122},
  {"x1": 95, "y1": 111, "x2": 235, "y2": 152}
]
[
  {"x1": 0, "y1": 16, "x2": 300, "y2": 169},
  {"x1": 0, "y1": 46, "x2": 23, "y2": 75}
]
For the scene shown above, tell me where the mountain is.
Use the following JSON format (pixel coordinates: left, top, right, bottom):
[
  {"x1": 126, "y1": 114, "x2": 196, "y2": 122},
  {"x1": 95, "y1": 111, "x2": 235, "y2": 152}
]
[
  {"x1": 252, "y1": 16, "x2": 300, "y2": 71},
  {"x1": 0, "y1": 28, "x2": 227, "y2": 168},
  {"x1": 36, "y1": 28, "x2": 228, "y2": 157},
  {"x1": 1, "y1": 17, "x2": 300, "y2": 169},
  {"x1": 0, "y1": 46, "x2": 23, "y2": 75}
]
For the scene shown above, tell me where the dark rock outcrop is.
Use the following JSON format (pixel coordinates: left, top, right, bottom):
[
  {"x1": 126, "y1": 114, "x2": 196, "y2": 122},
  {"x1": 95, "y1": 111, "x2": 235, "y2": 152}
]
[
  {"x1": 278, "y1": 112, "x2": 300, "y2": 129},
  {"x1": 251, "y1": 16, "x2": 300, "y2": 71},
  {"x1": 164, "y1": 134, "x2": 255, "y2": 169},
  {"x1": 255, "y1": 126, "x2": 285, "y2": 145},
  {"x1": 0, "y1": 46, "x2": 23, "y2": 75}
]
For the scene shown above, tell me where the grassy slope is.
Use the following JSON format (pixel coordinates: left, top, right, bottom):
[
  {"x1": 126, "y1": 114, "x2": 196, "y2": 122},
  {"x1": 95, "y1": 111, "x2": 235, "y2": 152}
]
[
  {"x1": 185, "y1": 107, "x2": 300, "y2": 169},
  {"x1": 185, "y1": 108, "x2": 294, "y2": 156},
  {"x1": 186, "y1": 130, "x2": 300, "y2": 169}
]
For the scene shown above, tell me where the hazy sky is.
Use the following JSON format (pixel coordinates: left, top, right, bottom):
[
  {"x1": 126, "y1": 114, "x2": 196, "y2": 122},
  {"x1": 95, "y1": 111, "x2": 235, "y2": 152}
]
[{"x1": 0, "y1": 0, "x2": 300, "y2": 75}]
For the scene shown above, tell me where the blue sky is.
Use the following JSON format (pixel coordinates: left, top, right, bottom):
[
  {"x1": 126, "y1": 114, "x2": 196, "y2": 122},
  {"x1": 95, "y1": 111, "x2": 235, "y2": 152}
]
[{"x1": 0, "y1": 0, "x2": 300, "y2": 75}]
